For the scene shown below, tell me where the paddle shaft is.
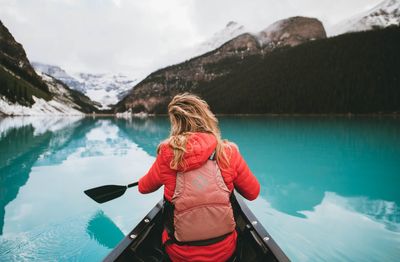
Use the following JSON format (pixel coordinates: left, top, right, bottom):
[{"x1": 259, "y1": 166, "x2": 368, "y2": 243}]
[{"x1": 127, "y1": 182, "x2": 139, "y2": 188}]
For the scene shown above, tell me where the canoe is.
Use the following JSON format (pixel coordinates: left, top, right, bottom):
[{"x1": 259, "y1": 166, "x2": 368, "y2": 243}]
[{"x1": 104, "y1": 193, "x2": 290, "y2": 262}]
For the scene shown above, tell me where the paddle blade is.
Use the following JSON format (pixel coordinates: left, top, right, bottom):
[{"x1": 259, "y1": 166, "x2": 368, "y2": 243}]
[{"x1": 84, "y1": 185, "x2": 127, "y2": 203}]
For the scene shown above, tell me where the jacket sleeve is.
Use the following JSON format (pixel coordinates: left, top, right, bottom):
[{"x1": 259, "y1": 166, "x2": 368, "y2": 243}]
[
  {"x1": 138, "y1": 152, "x2": 165, "y2": 194},
  {"x1": 232, "y1": 146, "x2": 260, "y2": 201}
]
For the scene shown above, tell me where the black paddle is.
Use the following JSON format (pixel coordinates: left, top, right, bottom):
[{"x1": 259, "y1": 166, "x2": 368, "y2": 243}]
[{"x1": 84, "y1": 182, "x2": 138, "y2": 204}]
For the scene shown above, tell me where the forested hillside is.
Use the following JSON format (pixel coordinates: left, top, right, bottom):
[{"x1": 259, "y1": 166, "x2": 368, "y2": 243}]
[
  {"x1": 0, "y1": 20, "x2": 100, "y2": 115},
  {"x1": 119, "y1": 26, "x2": 400, "y2": 114},
  {"x1": 199, "y1": 26, "x2": 400, "y2": 114},
  {"x1": 0, "y1": 20, "x2": 50, "y2": 106}
]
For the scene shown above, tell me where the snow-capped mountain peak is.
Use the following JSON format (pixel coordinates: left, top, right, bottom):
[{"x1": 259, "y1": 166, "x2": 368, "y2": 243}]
[
  {"x1": 32, "y1": 62, "x2": 70, "y2": 80},
  {"x1": 256, "y1": 16, "x2": 326, "y2": 48},
  {"x1": 196, "y1": 21, "x2": 247, "y2": 55},
  {"x1": 32, "y1": 62, "x2": 84, "y2": 93},
  {"x1": 71, "y1": 72, "x2": 137, "y2": 109},
  {"x1": 33, "y1": 62, "x2": 137, "y2": 109},
  {"x1": 329, "y1": 0, "x2": 400, "y2": 36}
]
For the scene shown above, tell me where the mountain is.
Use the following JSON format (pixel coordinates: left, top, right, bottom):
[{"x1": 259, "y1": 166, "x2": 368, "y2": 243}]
[
  {"x1": 38, "y1": 72, "x2": 101, "y2": 113},
  {"x1": 0, "y1": 21, "x2": 49, "y2": 101},
  {"x1": 0, "y1": 21, "x2": 99, "y2": 115},
  {"x1": 114, "y1": 16, "x2": 326, "y2": 113},
  {"x1": 256, "y1": 16, "x2": 326, "y2": 47},
  {"x1": 32, "y1": 62, "x2": 137, "y2": 109},
  {"x1": 31, "y1": 62, "x2": 84, "y2": 92},
  {"x1": 198, "y1": 26, "x2": 400, "y2": 114},
  {"x1": 117, "y1": 23, "x2": 399, "y2": 114},
  {"x1": 73, "y1": 72, "x2": 137, "y2": 109},
  {"x1": 330, "y1": 0, "x2": 400, "y2": 35},
  {"x1": 195, "y1": 21, "x2": 247, "y2": 55}
]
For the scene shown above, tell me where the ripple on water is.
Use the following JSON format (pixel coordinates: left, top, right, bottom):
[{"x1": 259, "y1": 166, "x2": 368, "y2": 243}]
[{"x1": 0, "y1": 215, "x2": 110, "y2": 261}]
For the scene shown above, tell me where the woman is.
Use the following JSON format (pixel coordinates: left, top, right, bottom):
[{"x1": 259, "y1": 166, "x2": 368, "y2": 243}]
[{"x1": 138, "y1": 93, "x2": 260, "y2": 262}]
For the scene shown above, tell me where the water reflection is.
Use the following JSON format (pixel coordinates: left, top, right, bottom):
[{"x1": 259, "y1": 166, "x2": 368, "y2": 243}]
[
  {"x1": 247, "y1": 192, "x2": 400, "y2": 261},
  {"x1": 113, "y1": 117, "x2": 169, "y2": 156},
  {"x1": 0, "y1": 116, "x2": 162, "y2": 261},
  {"x1": 0, "y1": 117, "x2": 84, "y2": 234},
  {"x1": 219, "y1": 117, "x2": 400, "y2": 219},
  {"x1": 0, "y1": 116, "x2": 399, "y2": 261}
]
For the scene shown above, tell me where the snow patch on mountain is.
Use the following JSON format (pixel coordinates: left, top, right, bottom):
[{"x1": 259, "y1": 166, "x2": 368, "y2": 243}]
[
  {"x1": 0, "y1": 71, "x2": 95, "y2": 116},
  {"x1": 31, "y1": 62, "x2": 83, "y2": 92},
  {"x1": 256, "y1": 19, "x2": 286, "y2": 45},
  {"x1": 195, "y1": 21, "x2": 247, "y2": 55},
  {"x1": 329, "y1": 0, "x2": 400, "y2": 36},
  {"x1": 32, "y1": 62, "x2": 137, "y2": 109},
  {"x1": 0, "y1": 96, "x2": 83, "y2": 116},
  {"x1": 72, "y1": 72, "x2": 137, "y2": 109}
]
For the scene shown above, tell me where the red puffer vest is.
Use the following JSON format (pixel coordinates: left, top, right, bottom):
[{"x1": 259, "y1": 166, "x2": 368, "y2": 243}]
[
  {"x1": 169, "y1": 156, "x2": 236, "y2": 244},
  {"x1": 139, "y1": 132, "x2": 260, "y2": 262}
]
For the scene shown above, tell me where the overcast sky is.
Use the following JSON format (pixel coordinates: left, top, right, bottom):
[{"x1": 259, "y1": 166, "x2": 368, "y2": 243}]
[{"x1": 0, "y1": 0, "x2": 382, "y2": 78}]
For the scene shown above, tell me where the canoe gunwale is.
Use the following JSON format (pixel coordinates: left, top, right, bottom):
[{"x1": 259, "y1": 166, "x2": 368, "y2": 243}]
[
  {"x1": 232, "y1": 195, "x2": 290, "y2": 261},
  {"x1": 103, "y1": 200, "x2": 163, "y2": 262}
]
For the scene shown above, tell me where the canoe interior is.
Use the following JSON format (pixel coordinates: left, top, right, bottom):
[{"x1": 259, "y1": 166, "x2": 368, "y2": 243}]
[{"x1": 104, "y1": 193, "x2": 290, "y2": 262}]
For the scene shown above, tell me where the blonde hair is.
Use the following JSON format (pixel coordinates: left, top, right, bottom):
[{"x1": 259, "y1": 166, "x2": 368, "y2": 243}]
[{"x1": 161, "y1": 93, "x2": 230, "y2": 170}]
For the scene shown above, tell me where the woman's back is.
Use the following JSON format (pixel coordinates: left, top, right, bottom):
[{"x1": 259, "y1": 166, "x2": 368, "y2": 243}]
[
  {"x1": 138, "y1": 93, "x2": 260, "y2": 262},
  {"x1": 139, "y1": 132, "x2": 260, "y2": 261}
]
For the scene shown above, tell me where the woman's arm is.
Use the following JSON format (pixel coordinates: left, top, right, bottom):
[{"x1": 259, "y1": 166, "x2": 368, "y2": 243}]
[
  {"x1": 232, "y1": 146, "x2": 260, "y2": 200},
  {"x1": 138, "y1": 153, "x2": 165, "y2": 194}
]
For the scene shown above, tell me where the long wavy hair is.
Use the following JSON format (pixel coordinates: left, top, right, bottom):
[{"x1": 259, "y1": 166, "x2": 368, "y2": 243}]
[{"x1": 161, "y1": 93, "x2": 230, "y2": 170}]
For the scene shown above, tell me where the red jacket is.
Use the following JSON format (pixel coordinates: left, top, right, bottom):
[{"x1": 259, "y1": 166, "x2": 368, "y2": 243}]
[{"x1": 139, "y1": 132, "x2": 260, "y2": 262}]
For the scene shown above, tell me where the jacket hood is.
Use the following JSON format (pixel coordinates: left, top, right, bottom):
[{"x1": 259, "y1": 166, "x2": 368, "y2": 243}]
[{"x1": 161, "y1": 132, "x2": 217, "y2": 172}]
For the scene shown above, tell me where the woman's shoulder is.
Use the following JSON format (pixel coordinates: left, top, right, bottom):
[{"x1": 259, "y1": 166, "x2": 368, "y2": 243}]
[
  {"x1": 158, "y1": 138, "x2": 170, "y2": 148},
  {"x1": 223, "y1": 140, "x2": 239, "y2": 151},
  {"x1": 157, "y1": 139, "x2": 174, "y2": 158},
  {"x1": 222, "y1": 140, "x2": 241, "y2": 159}
]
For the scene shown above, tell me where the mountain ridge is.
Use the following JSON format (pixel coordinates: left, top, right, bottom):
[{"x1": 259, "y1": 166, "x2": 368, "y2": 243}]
[
  {"x1": 32, "y1": 62, "x2": 137, "y2": 109},
  {"x1": 115, "y1": 16, "x2": 326, "y2": 113},
  {"x1": 330, "y1": 0, "x2": 400, "y2": 35},
  {"x1": 116, "y1": 25, "x2": 400, "y2": 114}
]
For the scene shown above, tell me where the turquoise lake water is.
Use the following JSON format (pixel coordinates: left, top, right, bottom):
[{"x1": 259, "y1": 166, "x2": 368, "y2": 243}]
[{"x1": 0, "y1": 116, "x2": 399, "y2": 261}]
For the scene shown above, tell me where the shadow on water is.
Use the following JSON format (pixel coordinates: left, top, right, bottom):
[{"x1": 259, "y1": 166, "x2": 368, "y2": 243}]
[{"x1": 86, "y1": 210, "x2": 125, "y2": 249}]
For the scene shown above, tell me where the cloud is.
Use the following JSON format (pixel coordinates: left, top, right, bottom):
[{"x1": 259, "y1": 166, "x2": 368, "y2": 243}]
[{"x1": 189, "y1": 0, "x2": 382, "y2": 33}]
